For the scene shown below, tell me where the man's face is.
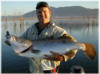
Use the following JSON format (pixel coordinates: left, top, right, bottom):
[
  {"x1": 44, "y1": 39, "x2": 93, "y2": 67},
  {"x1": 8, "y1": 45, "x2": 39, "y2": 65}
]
[{"x1": 36, "y1": 7, "x2": 51, "y2": 24}]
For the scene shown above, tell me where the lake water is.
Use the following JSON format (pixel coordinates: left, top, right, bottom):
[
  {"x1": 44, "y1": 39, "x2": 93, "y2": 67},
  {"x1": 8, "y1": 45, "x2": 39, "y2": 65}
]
[{"x1": 2, "y1": 18, "x2": 98, "y2": 73}]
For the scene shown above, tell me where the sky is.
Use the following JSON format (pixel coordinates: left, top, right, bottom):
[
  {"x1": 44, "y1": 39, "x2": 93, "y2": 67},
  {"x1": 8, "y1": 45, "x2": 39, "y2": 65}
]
[{"x1": 1, "y1": 1, "x2": 98, "y2": 16}]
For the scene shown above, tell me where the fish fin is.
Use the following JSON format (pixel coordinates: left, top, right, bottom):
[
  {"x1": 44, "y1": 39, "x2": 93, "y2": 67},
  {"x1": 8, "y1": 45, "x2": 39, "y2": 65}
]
[
  {"x1": 83, "y1": 43, "x2": 96, "y2": 59},
  {"x1": 31, "y1": 49, "x2": 41, "y2": 54},
  {"x1": 5, "y1": 40, "x2": 11, "y2": 46}
]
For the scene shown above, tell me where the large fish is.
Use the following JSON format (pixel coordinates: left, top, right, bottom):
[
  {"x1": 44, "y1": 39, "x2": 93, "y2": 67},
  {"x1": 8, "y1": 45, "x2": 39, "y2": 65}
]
[{"x1": 5, "y1": 31, "x2": 96, "y2": 60}]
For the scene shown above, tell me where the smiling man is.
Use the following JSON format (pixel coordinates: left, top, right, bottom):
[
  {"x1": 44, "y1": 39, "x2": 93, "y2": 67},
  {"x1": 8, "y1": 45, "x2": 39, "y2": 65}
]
[{"x1": 20, "y1": 1, "x2": 79, "y2": 73}]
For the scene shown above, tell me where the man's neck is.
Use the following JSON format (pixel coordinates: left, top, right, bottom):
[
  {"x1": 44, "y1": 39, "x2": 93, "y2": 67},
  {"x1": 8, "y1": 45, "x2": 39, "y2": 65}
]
[
  {"x1": 39, "y1": 22, "x2": 50, "y2": 30},
  {"x1": 36, "y1": 21, "x2": 51, "y2": 35}
]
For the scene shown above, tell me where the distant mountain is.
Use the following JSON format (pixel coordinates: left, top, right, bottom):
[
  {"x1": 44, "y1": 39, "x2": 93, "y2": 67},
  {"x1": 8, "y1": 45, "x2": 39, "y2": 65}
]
[
  {"x1": 23, "y1": 6, "x2": 98, "y2": 18},
  {"x1": 2, "y1": 6, "x2": 98, "y2": 19},
  {"x1": 23, "y1": 10, "x2": 36, "y2": 17}
]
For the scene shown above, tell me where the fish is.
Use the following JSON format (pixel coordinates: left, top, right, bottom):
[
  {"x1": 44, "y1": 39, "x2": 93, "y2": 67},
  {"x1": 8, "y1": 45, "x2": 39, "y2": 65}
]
[{"x1": 5, "y1": 31, "x2": 96, "y2": 61}]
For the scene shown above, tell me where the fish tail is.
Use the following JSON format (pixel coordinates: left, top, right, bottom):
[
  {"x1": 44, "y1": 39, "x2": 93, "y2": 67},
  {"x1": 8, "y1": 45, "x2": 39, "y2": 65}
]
[{"x1": 83, "y1": 43, "x2": 96, "y2": 59}]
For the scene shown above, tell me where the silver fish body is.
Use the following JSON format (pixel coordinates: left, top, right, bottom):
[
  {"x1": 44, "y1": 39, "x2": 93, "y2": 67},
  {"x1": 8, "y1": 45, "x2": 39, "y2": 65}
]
[
  {"x1": 5, "y1": 32, "x2": 96, "y2": 60},
  {"x1": 31, "y1": 39, "x2": 83, "y2": 58},
  {"x1": 5, "y1": 35, "x2": 83, "y2": 59}
]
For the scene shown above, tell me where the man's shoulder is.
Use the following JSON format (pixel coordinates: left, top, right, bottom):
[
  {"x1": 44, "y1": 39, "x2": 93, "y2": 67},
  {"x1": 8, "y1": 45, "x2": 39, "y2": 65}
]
[
  {"x1": 51, "y1": 23, "x2": 66, "y2": 31},
  {"x1": 49, "y1": 22, "x2": 59, "y2": 29},
  {"x1": 50, "y1": 22, "x2": 63, "y2": 28}
]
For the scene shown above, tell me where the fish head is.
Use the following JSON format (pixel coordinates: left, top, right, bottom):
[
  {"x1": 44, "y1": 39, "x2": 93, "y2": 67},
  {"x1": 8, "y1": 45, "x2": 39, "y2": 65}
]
[
  {"x1": 5, "y1": 32, "x2": 33, "y2": 54},
  {"x1": 11, "y1": 37, "x2": 33, "y2": 54},
  {"x1": 5, "y1": 35, "x2": 17, "y2": 46}
]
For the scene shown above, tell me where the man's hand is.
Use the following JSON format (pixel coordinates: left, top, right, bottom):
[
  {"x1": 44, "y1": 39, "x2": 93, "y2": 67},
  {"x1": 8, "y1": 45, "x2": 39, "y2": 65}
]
[
  {"x1": 59, "y1": 34, "x2": 77, "y2": 42},
  {"x1": 43, "y1": 51, "x2": 64, "y2": 61}
]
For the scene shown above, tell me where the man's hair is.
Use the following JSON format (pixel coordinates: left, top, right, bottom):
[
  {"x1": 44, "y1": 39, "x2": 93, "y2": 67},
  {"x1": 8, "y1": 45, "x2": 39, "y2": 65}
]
[{"x1": 36, "y1": 1, "x2": 50, "y2": 9}]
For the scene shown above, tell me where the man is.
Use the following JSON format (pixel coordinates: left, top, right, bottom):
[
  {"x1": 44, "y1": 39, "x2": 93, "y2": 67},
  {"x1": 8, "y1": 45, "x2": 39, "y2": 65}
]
[{"x1": 20, "y1": 1, "x2": 94, "y2": 73}]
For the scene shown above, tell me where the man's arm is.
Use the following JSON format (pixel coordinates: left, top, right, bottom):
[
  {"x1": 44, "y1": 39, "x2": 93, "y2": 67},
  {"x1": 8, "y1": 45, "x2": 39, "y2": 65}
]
[
  {"x1": 52, "y1": 25, "x2": 77, "y2": 42},
  {"x1": 59, "y1": 33, "x2": 77, "y2": 42}
]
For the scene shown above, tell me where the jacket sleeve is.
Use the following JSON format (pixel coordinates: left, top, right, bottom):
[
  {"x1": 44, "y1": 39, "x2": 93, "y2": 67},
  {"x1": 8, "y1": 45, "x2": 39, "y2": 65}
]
[
  {"x1": 53, "y1": 25, "x2": 77, "y2": 42},
  {"x1": 60, "y1": 33, "x2": 77, "y2": 42},
  {"x1": 53, "y1": 25, "x2": 67, "y2": 39}
]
